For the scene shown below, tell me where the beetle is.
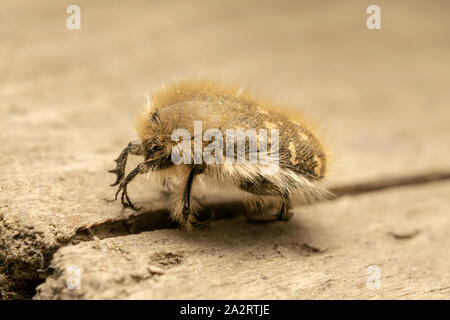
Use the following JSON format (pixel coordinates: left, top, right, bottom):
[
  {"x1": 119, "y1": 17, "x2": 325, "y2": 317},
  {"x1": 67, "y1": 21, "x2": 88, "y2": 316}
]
[{"x1": 110, "y1": 80, "x2": 330, "y2": 230}]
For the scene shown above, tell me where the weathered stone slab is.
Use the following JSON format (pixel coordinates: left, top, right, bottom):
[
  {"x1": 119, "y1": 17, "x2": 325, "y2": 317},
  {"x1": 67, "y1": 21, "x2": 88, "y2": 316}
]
[
  {"x1": 35, "y1": 181, "x2": 450, "y2": 299},
  {"x1": 1, "y1": 0, "x2": 450, "y2": 298}
]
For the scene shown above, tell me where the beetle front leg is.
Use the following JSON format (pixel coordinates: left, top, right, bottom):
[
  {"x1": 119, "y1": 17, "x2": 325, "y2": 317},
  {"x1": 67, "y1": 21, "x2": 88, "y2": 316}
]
[
  {"x1": 109, "y1": 141, "x2": 143, "y2": 186},
  {"x1": 115, "y1": 161, "x2": 151, "y2": 210}
]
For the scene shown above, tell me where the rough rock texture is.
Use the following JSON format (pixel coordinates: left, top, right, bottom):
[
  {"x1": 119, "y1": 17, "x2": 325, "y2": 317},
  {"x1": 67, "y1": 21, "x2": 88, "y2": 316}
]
[
  {"x1": 1, "y1": 0, "x2": 450, "y2": 299},
  {"x1": 35, "y1": 182, "x2": 450, "y2": 299}
]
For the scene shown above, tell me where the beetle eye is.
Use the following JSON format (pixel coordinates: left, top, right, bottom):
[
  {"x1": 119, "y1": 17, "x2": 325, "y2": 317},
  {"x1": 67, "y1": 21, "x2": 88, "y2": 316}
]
[
  {"x1": 152, "y1": 145, "x2": 164, "y2": 153},
  {"x1": 145, "y1": 143, "x2": 164, "y2": 160}
]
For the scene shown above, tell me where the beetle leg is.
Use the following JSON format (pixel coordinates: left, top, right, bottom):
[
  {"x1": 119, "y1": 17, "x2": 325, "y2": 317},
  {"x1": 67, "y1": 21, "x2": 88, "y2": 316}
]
[
  {"x1": 114, "y1": 161, "x2": 151, "y2": 210},
  {"x1": 278, "y1": 197, "x2": 293, "y2": 221},
  {"x1": 109, "y1": 142, "x2": 143, "y2": 186},
  {"x1": 182, "y1": 165, "x2": 205, "y2": 221}
]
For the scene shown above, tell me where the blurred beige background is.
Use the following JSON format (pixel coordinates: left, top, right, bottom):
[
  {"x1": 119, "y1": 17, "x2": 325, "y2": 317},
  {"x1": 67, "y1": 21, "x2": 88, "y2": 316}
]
[{"x1": 2, "y1": 0, "x2": 450, "y2": 184}]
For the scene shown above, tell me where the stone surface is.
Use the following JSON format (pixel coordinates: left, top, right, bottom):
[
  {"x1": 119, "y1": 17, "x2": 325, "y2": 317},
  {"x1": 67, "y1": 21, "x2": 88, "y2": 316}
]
[
  {"x1": 35, "y1": 181, "x2": 450, "y2": 299},
  {"x1": 1, "y1": 0, "x2": 450, "y2": 298}
]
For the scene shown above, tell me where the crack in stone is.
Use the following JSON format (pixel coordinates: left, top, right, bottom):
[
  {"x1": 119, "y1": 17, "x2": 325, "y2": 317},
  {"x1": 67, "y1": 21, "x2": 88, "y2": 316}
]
[
  {"x1": 330, "y1": 172, "x2": 450, "y2": 197},
  {"x1": 74, "y1": 200, "x2": 244, "y2": 241},
  {"x1": 72, "y1": 171, "x2": 450, "y2": 244}
]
